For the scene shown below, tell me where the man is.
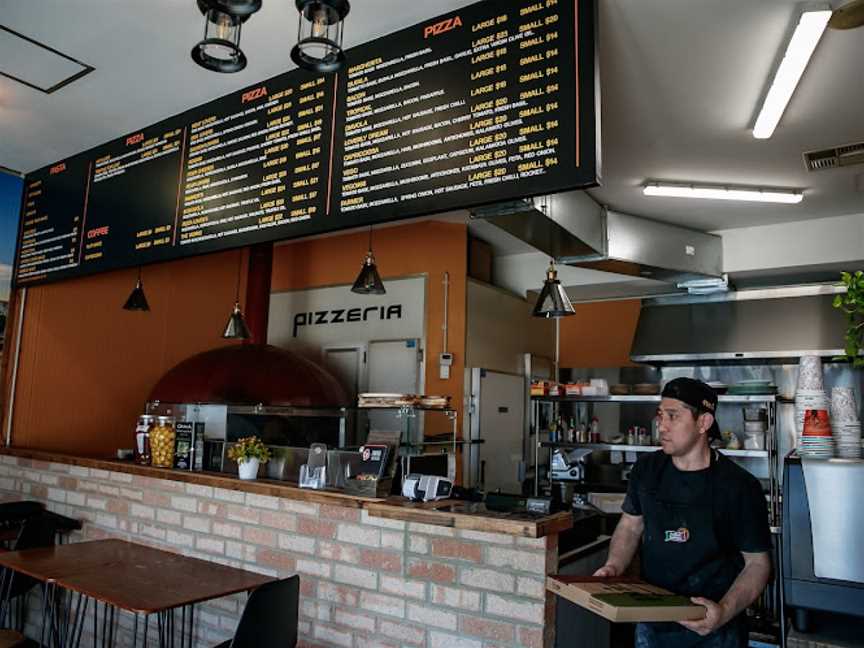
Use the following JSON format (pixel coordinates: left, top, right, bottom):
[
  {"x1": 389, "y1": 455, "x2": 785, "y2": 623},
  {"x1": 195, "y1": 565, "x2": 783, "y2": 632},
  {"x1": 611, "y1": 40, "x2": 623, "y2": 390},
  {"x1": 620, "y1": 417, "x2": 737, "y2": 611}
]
[{"x1": 594, "y1": 377, "x2": 772, "y2": 647}]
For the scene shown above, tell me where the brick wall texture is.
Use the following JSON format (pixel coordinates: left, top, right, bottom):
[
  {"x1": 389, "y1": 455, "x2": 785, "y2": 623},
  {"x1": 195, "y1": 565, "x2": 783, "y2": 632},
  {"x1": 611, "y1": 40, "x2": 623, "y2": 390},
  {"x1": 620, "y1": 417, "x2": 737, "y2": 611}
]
[{"x1": 0, "y1": 456, "x2": 558, "y2": 647}]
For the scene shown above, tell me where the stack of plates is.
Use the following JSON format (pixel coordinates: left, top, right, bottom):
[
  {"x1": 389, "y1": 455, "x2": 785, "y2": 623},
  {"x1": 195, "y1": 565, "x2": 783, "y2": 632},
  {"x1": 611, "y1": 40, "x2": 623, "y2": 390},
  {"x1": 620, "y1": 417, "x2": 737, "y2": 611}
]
[
  {"x1": 831, "y1": 387, "x2": 861, "y2": 459},
  {"x1": 728, "y1": 380, "x2": 777, "y2": 395},
  {"x1": 799, "y1": 435, "x2": 835, "y2": 459}
]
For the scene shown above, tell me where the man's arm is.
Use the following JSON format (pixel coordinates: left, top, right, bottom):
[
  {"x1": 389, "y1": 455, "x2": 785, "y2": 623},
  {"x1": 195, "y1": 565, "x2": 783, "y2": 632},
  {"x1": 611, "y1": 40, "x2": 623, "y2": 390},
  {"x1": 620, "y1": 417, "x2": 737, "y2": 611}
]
[
  {"x1": 679, "y1": 551, "x2": 772, "y2": 636},
  {"x1": 593, "y1": 512, "x2": 644, "y2": 577}
]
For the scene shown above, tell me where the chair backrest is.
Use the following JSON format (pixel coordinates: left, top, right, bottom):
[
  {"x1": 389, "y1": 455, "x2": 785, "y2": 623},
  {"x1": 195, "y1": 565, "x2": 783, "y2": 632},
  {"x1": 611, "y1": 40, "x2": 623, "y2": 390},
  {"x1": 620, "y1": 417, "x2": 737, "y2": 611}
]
[
  {"x1": 230, "y1": 576, "x2": 299, "y2": 648},
  {"x1": 4, "y1": 514, "x2": 60, "y2": 600},
  {"x1": 0, "y1": 501, "x2": 44, "y2": 531}
]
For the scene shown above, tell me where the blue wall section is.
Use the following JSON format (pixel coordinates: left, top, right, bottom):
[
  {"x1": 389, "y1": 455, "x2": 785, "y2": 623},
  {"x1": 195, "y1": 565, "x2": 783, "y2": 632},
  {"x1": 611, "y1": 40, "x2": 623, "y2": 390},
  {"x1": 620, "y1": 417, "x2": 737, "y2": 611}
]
[{"x1": 0, "y1": 171, "x2": 23, "y2": 302}]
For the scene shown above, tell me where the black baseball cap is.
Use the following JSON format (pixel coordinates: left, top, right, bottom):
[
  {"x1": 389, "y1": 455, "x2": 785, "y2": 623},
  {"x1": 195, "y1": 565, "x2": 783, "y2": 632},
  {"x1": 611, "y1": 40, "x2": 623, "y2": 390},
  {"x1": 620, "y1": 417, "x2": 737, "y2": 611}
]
[{"x1": 661, "y1": 377, "x2": 721, "y2": 440}]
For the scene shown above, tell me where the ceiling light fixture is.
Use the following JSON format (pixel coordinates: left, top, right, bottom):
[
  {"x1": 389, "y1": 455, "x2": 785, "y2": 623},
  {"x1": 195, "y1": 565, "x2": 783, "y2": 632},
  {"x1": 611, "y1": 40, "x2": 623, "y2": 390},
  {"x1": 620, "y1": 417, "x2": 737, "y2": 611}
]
[
  {"x1": 643, "y1": 182, "x2": 804, "y2": 204},
  {"x1": 351, "y1": 226, "x2": 385, "y2": 295},
  {"x1": 752, "y1": 8, "x2": 832, "y2": 139},
  {"x1": 291, "y1": 0, "x2": 350, "y2": 74},
  {"x1": 122, "y1": 268, "x2": 150, "y2": 311},
  {"x1": 192, "y1": 0, "x2": 262, "y2": 73},
  {"x1": 532, "y1": 260, "x2": 575, "y2": 319},
  {"x1": 223, "y1": 252, "x2": 252, "y2": 339}
]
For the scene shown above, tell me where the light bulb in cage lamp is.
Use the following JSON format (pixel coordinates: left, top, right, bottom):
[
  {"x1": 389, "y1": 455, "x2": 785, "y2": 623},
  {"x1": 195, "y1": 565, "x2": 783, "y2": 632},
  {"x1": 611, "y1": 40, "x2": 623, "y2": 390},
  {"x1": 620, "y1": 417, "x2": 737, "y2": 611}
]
[
  {"x1": 192, "y1": 0, "x2": 262, "y2": 73},
  {"x1": 291, "y1": 0, "x2": 350, "y2": 73}
]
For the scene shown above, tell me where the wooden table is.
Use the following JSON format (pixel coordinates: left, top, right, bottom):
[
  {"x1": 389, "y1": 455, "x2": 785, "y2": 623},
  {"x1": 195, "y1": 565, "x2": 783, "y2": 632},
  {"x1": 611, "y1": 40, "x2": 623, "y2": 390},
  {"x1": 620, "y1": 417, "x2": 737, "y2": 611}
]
[{"x1": 0, "y1": 539, "x2": 275, "y2": 647}]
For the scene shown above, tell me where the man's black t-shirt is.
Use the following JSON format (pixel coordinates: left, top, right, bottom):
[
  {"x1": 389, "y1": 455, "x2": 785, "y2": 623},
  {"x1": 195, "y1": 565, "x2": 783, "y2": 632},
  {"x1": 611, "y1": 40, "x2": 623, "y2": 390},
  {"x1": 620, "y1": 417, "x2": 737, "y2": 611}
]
[{"x1": 623, "y1": 450, "x2": 771, "y2": 600}]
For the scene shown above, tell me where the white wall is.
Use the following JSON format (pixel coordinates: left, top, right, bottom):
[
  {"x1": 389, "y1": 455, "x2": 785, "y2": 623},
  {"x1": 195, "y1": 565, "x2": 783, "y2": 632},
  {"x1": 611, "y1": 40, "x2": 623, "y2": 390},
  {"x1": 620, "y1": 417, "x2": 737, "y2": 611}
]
[{"x1": 465, "y1": 279, "x2": 554, "y2": 375}]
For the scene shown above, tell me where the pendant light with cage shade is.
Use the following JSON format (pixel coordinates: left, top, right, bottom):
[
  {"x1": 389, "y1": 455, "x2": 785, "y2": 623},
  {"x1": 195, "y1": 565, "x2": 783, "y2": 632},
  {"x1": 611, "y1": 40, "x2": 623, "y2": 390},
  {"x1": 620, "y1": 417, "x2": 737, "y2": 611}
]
[
  {"x1": 191, "y1": 0, "x2": 262, "y2": 73},
  {"x1": 351, "y1": 226, "x2": 385, "y2": 295},
  {"x1": 223, "y1": 253, "x2": 252, "y2": 339},
  {"x1": 532, "y1": 259, "x2": 575, "y2": 318},
  {"x1": 123, "y1": 268, "x2": 151, "y2": 312},
  {"x1": 291, "y1": 0, "x2": 350, "y2": 73}
]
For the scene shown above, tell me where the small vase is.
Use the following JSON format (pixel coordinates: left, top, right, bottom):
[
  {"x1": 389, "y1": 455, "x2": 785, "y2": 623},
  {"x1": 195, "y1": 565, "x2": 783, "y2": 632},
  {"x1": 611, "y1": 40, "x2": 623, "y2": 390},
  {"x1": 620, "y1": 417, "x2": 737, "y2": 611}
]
[{"x1": 238, "y1": 458, "x2": 260, "y2": 480}]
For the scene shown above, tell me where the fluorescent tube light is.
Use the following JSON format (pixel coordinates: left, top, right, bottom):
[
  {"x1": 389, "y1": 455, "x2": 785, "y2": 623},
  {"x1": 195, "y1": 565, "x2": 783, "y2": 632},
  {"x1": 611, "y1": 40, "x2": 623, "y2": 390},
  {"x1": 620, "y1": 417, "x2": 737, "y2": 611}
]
[
  {"x1": 643, "y1": 183, "x2": 803, "y2": 204},
  {"x1": 753, "y1": 8, "x2": 832, "y2": 139}
]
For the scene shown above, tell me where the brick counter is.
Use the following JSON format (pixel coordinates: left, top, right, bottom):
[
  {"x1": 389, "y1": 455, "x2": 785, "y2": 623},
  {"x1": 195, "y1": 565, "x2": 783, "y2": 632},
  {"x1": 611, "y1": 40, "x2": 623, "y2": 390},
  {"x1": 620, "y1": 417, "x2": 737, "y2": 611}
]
[{"x1": 0, "y1": 452, "x2": 563, "y2": 648}]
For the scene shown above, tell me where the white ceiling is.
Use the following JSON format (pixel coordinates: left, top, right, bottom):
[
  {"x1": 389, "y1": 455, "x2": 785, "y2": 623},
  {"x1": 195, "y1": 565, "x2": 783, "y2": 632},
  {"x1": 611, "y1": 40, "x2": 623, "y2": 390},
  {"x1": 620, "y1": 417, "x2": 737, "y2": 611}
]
[{"x1": 1, "y1": 0, "x2": 862, "y2": 238}]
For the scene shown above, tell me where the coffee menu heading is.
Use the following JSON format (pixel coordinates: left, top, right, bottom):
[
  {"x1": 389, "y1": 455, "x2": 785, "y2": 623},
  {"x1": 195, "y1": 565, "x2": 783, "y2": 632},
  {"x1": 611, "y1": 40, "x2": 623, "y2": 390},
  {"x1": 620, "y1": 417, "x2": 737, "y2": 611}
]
[{"x1": 15, "y1": 0, "x2": 596, "y2": 287}]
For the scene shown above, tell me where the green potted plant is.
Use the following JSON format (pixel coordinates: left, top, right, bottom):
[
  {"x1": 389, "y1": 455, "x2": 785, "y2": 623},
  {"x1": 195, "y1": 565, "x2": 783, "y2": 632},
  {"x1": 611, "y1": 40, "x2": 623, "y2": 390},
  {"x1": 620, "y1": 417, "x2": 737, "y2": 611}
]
[
  {"x1": 833, "y1": 271, "x2": 864, "y2": 367},
  {"x1": 228, "y1": 436, "x2": 270, "y2": 480}
]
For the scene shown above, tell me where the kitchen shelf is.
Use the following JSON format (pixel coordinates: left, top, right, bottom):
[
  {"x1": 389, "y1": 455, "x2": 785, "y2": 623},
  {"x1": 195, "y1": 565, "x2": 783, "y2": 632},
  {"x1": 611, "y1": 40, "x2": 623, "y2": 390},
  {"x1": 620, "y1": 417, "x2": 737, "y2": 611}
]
[
  {"x1": 540, "y1": 441, "x2": 768, "y2": 458},
  {"x1": 532, "y1": 394, "x2": 777, "y2": 404}
]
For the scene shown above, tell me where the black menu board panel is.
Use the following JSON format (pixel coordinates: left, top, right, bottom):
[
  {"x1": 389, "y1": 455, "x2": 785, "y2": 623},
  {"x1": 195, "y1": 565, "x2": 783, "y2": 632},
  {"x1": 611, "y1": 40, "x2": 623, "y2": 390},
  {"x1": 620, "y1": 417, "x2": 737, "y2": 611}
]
[
  {"x1": 80, "y1": 120, "x2": 186, "y2": 273},
  {"x1": 173, "y1": 67, "x2": 337, "y2": 257},
  {"x1": 332, "y1": 0, "x2": 594, "y2": 228},
  {"x1": 16, "y1": 157, "x2": 90, "y2": 284},
  {"x1": 13, "y1": 0, "x2": 596, "y2": 288}
]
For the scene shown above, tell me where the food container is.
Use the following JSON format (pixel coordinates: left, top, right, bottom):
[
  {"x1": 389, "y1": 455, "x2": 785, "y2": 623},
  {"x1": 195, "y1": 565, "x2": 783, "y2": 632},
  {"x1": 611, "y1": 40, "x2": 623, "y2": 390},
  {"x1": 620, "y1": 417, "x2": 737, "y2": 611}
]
[
  {"x1": 149, "y1": 416, "x2": 176, "y2": 468},
  {"x1": 134, "y1": 415, "x2": 154, "y2": 465}
]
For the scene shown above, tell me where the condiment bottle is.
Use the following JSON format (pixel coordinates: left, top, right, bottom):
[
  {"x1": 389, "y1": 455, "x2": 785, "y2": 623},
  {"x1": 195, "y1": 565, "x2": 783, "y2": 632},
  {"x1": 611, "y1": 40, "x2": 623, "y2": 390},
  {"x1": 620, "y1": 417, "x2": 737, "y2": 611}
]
[
  {"x1": 135, "y1": 415, "x2": 153, "y2": 465},
  {"x1": 590, "y1": 417, "x2": 600, "y2": 443}
]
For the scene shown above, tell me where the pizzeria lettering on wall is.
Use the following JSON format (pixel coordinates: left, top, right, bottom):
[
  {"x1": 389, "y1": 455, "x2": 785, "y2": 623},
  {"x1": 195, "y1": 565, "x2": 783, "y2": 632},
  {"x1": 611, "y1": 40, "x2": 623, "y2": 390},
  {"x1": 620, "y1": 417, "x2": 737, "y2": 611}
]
[{"x1": 292, "y1": 304, "x2": 404, "y2": 337}]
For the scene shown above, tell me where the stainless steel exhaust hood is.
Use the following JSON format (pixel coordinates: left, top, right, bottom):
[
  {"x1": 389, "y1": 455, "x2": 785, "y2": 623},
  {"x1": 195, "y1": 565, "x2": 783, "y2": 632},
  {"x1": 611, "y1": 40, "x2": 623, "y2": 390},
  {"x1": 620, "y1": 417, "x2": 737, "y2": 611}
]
[
  {"x1": 630, "y1": 285, "x2": 848, "y2": 363},
  {"x1": 471, "y1": 191, "x2": 723, "y2": 285}
]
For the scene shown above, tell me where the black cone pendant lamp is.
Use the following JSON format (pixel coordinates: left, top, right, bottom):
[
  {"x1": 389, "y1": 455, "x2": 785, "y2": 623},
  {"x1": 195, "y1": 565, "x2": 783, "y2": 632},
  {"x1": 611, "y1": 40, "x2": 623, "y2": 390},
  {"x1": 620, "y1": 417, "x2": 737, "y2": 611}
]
[
  {"x1": 223, "y1": 253, "x2": 252, "y2": 339},
  {"x1": 532, "y1": 260, "x2": 575, "y2": 318},
  {"x1": 351, "y1": 226, "x2": 385, "y2": 295},
  {"x1": 291, "y1": 0, "x2": 350, "y2": 73},
  {"x1": 192, "y1": 0, "x2": 262, "y2": 73},
  {"x1": 123, "y1": 268, "x2": 150, "y2": 312}
]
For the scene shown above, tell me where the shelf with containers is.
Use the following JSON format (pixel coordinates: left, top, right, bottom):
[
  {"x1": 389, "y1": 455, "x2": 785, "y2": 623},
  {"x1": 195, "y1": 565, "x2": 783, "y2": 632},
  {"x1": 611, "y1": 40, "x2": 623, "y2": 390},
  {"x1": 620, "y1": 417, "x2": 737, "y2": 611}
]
[{"x1": 529, "y1": 394, "x2": 781, "y2": 528}]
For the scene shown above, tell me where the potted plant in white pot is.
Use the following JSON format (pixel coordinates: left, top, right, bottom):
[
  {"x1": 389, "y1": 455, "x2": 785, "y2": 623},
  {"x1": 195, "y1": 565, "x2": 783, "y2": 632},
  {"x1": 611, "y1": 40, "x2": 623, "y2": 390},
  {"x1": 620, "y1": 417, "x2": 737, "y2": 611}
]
[{"x1": 228, "y1": 436, "x2": 270, "y2": 480}]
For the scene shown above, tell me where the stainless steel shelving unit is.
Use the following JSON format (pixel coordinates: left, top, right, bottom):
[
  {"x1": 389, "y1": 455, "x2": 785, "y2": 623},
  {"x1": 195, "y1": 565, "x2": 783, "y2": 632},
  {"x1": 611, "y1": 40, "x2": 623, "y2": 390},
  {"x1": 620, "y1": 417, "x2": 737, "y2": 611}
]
[{"x1": 530, "y1": 394, "x2": 781, "y2": 526}]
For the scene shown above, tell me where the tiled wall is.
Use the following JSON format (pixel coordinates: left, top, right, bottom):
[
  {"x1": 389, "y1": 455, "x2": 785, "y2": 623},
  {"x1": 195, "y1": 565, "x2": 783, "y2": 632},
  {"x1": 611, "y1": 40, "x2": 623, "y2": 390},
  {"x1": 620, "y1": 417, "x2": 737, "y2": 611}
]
[{"x1": 0, "y1": 456, "x2": 558, "y2": 647}]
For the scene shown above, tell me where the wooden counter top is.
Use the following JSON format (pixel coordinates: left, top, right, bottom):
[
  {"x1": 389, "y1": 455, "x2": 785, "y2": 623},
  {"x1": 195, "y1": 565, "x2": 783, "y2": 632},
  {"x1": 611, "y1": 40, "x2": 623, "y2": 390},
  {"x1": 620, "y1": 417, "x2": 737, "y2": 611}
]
[{"x1": 0, "y1": 447, "x2": 571, "y2": 538}]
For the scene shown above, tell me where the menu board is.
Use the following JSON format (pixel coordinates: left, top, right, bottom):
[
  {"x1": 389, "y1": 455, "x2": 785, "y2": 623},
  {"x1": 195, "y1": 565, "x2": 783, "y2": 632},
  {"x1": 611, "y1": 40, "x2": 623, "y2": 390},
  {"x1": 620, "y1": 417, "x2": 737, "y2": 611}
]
[{"x1": 13, "y1": 0, "x2": 596, "y2": 287}]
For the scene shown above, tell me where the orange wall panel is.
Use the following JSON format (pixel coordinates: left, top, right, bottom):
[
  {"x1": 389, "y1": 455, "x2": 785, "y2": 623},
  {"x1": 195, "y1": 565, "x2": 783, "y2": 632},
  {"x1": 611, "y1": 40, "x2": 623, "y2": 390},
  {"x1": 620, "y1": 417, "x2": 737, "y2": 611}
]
[
  {"x1": 558, "y1": 299, "x2": 642, "y2": 368},
  {"x1": 4, "y1": 250, "x2": 245, "y2": 456},
  {"x1": 3, "y1": 221, "x2": 469, "y2": 455}
]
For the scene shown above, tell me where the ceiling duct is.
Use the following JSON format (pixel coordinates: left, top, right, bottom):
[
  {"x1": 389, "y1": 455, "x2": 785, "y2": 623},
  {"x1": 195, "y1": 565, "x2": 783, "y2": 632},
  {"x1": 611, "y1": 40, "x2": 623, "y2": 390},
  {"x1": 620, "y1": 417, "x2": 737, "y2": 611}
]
[
  {"x1": 630, "y1": 285, "x2": 847, "y2": 364},
  {"x1": 803, "y1": 141, "x2": 864, "y2": 172},
  {"x1": 471, "y1": 191, "x2": 723, "y2": 285}
]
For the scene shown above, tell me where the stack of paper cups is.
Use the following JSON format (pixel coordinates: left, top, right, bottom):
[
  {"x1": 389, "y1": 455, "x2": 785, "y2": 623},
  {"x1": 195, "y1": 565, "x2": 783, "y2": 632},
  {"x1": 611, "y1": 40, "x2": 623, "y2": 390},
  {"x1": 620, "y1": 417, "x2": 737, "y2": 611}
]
[
  {"x1": 795, "y1": 356, "x2": 827, "y2": 447},
  {"x1": 831, "y1": 386, "x2": 862, "y2": 459}
]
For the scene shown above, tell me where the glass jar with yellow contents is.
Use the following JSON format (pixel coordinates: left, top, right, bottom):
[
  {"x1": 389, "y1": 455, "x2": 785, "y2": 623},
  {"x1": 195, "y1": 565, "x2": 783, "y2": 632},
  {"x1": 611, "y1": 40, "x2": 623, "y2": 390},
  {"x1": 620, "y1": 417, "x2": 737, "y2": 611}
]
[{"x1": 149, "y1": 416, "x2": 176, "y2": 468}]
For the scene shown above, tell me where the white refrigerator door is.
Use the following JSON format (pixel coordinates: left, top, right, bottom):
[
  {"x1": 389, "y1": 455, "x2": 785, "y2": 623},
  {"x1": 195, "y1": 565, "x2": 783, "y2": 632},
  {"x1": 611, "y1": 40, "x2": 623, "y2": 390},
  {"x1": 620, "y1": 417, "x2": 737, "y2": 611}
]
[{"x1": 474, "y1": 369, "x2": 526, "y2": 493}]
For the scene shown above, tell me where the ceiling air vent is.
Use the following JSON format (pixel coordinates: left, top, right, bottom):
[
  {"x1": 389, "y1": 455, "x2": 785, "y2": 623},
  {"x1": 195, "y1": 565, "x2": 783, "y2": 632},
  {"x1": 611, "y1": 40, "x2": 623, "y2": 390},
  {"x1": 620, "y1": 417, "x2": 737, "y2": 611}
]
[{"x1": 804, "y1": 141, "x2": 864, "y2": 172}]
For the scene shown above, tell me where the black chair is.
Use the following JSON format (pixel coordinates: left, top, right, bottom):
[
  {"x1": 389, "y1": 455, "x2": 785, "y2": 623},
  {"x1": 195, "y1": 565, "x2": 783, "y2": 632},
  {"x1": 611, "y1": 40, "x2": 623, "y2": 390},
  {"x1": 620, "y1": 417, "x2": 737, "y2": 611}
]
[
  {"x1": 215, "y1": 576, "x2": 299, "y2": 648},
  {"x1": 0, "y1": 504, "x2": 72, "y2": 636}
]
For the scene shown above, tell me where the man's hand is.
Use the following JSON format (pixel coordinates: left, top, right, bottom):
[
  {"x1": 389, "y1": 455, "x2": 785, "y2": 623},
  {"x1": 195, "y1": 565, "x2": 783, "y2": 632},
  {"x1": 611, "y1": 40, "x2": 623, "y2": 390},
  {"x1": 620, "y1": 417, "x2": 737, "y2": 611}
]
[
  {"x1": 592, "y1": 564, "x2": 620, "y2": 578},
  {"x1": 678, "y1": 597, "x2": 729, "y2": 636}
]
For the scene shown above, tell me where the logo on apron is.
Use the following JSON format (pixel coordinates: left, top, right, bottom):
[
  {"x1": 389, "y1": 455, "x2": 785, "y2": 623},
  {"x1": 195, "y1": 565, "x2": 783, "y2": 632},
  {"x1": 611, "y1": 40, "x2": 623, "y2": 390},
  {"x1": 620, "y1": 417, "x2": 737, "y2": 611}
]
[{"x1": 664, "y1": 527, "x2": 690, "y2": 543}]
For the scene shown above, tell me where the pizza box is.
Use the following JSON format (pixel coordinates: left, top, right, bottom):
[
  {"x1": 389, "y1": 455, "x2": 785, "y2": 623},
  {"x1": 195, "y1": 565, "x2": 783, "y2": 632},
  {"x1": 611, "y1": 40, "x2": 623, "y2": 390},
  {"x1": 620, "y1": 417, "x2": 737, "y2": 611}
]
[{"x1": 546, "y1": 575, "x2": 706, "y2": 623}]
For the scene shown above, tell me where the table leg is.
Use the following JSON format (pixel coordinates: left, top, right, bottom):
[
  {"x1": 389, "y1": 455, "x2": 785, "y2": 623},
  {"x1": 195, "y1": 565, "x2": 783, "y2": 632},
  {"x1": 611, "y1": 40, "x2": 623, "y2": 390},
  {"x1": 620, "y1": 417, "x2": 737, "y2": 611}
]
[
  {"x1": 131, "y1": 613, "x2": 139, "y2": 648},
  {"x1": 0, "y1": 568, "x2": 13, "y2": 624},
  {"x1": 143, "y1": 613, "x2": 149, "y2": 647},
  {"x1": 39, "y1": 581, "x2": 52, "y2": 648},
  {"x1": 71, "y1": 594, "x2": 88, "y2": 648}
]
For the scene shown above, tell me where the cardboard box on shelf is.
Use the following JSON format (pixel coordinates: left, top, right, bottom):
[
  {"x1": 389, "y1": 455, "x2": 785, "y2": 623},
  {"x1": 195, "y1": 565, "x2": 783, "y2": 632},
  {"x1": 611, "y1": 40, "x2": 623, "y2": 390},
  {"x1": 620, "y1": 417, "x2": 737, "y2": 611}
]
[{"x1": 547, "y1": 576, "x2": 705, "y2": 623}]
